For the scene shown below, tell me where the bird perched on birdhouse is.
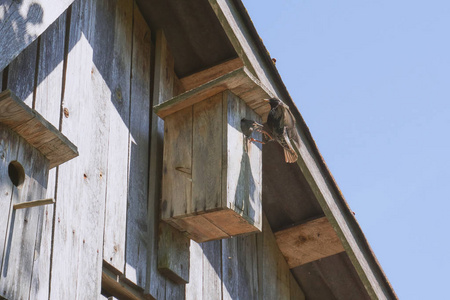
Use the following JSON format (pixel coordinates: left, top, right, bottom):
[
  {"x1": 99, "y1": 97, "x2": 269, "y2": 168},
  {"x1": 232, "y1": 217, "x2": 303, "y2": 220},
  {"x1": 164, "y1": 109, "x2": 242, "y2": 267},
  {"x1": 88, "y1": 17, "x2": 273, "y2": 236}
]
[
  {"x1": 265, "y1": 97, "x2": 300, "y2": 163},
  {"x1": 241, "y1": 118, "x2": 265, "y2": 144}
]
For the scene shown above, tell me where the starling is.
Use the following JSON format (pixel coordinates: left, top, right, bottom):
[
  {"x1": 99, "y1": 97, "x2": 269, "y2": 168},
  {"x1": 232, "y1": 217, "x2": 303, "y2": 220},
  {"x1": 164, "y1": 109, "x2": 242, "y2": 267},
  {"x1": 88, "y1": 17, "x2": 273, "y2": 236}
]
[
  {"x1": 241, "y1": 118, "x2": 265, "y2": 144},
  {"x1": 265, "y1": 98, "x2": 300, "y2": 163}
]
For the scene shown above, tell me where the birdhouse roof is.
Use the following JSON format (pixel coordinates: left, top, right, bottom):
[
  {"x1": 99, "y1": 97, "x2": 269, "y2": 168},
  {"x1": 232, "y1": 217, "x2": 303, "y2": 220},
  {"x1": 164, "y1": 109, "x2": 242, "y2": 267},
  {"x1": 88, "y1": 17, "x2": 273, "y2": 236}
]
[{"x1": 0, "y1": 89, "x2": 78, "y2": 169}]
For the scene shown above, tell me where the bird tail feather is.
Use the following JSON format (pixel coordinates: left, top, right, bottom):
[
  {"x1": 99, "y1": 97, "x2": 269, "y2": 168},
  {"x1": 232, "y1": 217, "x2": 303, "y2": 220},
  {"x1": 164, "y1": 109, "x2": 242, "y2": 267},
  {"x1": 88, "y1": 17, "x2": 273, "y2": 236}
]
[{"x1": 284, "y1": 148, "x2": 298, "y2": 163}]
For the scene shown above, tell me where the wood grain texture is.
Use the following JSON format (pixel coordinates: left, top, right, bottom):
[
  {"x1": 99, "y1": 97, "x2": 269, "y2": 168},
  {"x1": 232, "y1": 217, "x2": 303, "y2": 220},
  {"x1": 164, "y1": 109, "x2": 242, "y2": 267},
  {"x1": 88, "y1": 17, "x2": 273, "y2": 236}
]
[
  {"x1": 49, "y1": 0, "x2": 108, "y2": 298},
  {"x1": 0, "y1": 89, "x2": 78, "y2": 168},
  {"x1": 290, "y1": 273, "x2": 306, "y2": 300},
  {"x1": 154, "y1": 67, "x2": 273, "y2": 119},
  {"x1": 170, "y1": 215, "x2": 229, "y2": 243},
  {"x1": 0, "y1": 127, "x2": 19, "y2": 289},
  {"x1": 0, "y1": 0, "x2": 75, "y2": 72},
  {"x1": 161, "y1": 106, "x2": 193, "y2": 220},
  {"x1": 5, "y1": 38, "x2": 38, "y2": 106},
  {"x1": 157, "y1": 223, "x2": 190, "y2": 284},
  {"x1": 103, "y1": 0, "x2": 133, "y2": 275},
  {"x1": 192, "y1": 92, "x2": 223, "y2": 213},
  {"x1": 0, "y1": 132, "x2": 49, "y2": 300},
  {"x1": 185, "y1": 241, "x2": 203, "y2": 300},
  {"x1": 180, "y1": 57, "x2": 243, "y2": 92},
  {"x1": 147, "y1": 29, "x2": 170, "y2": 300},
  {"x1": 261, "y1": 215, "x2": 291, "y2": 300},
  {"x1": 13, "y1": 198, "x2": 54, "y2": 209},
  {"x1": 147, "y1": 29, "x2": 186, "y2": 298},
  {"x1": 202, "y1": 240, "x2": 222, "y2": 299},
  {"x1": 31, "y1": 12, "x2": 66, "y2": 298},
  {"x1": 275, "y1": 217, "x2": 345, "y2": 268}
]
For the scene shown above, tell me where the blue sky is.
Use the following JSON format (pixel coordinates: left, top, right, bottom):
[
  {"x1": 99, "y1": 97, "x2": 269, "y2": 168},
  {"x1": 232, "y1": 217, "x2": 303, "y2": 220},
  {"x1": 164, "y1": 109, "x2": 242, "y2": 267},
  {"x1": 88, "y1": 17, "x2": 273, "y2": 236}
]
[{"x1": 242, "y1": 0, "x2": 450, "y2": 298}]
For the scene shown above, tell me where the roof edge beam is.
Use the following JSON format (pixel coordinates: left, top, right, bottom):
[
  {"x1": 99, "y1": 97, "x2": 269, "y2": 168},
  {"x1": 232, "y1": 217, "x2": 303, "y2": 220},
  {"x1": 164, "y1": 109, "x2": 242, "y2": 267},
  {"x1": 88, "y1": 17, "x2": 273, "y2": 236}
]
[{"x1": 275, "y1": 217, "x2": 345, "y2": 269}]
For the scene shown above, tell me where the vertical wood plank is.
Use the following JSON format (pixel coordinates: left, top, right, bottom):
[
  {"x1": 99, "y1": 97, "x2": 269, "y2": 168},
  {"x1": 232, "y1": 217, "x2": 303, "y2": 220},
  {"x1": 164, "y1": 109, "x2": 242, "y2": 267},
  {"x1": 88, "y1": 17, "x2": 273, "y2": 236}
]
[
  {"x1": 290, "y1": 273, "x2": 306, "y2": 300},
  {"x1": 158, "y1": 222, "x2": 190, "y2": 284},
  {"x1": 222, "y1": 234, "x2": 259, "y2": 300},
  {"x1": 192, "y1": 93, "x2": 223, "y2": 213},
  {"x1": 0, "y1": 128, "x2": 19, "y2": 286},
  {"x1": 185, "y1": 241, "x2": 203, "y2": 300},
  {"x1": 161, "y1": 106, "x2": 192, "y2": 219},
  {"x1": 202, "y1": 240, "x2": 222, "y2": 299},
  {"x1": 49, "y1": 0, "x2": 109, "y2": 298},
  {"x1": 261, "y1": 215, "x2": 290, "y2": 299},
  {"x1": 125, "y1": 1, "x2": 151, "y2": 289},
  {"x1": 6, "y1": 39, "x2": 39, "y2": 107},
  {"x1": 245, "y1": 102, "x2": 262, "y2": 229},
  {"x1": 0, "y1": 135, "x2": 49, "y2": 300},
  {"x1": 103, "y1": 0, "x2": 133, "y2": 275},
  {"x1": 147, "y1": 29, "x2": 172, "y2": 299},
  {"x1": 29, "y1": 11, "x2": 67, "y2": 300}
]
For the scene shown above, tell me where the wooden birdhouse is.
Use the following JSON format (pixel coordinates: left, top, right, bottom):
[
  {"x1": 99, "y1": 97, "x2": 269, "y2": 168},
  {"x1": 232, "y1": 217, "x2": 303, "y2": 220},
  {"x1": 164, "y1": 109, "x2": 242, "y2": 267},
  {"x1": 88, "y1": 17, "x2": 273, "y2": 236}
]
[
  {"x1": 0, "y1": 90, "x2": 78, "y2": 299},
  {"x1": 154, "y1": 67, "x2": 273, "y2": 242}
]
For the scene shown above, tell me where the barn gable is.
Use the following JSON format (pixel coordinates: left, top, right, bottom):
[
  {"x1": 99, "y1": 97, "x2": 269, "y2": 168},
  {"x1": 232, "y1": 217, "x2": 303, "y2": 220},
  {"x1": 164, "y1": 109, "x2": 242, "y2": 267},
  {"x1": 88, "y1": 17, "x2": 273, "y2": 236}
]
[{"x1": 0, "y1": 0, "x2": 396, "y2": 299}]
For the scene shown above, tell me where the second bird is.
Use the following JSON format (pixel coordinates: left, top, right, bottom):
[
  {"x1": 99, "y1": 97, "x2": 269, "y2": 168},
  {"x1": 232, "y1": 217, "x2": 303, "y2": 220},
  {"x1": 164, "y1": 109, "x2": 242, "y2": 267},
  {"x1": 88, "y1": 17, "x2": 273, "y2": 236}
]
[{"x1": 265, "y1": 97, "x2": 300, "y2": 163}]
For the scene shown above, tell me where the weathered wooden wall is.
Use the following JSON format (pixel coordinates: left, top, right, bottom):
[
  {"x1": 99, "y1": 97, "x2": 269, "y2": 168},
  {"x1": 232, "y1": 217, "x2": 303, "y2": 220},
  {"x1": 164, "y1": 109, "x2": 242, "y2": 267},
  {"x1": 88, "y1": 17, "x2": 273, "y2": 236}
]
[{"x1": 0, "y1": 0, "x2": 304, "y2": 299}]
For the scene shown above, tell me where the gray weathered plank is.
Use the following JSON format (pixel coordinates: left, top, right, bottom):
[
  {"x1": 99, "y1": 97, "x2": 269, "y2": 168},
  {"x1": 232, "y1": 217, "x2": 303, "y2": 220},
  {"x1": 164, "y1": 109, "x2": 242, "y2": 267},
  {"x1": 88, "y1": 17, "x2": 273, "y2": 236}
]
[
  {"x1": 202, "y1": 240, "x2": 222, "y2": 299},
  {"x1": 0, "y1": 0, "x2": 75, "y2": 72},
  {"x1": 125, "y1": 1, "x2": 151, "y2": 289},
  {"x1": 158, "y1": 223, "x2": 190, "y2": 284},
  {"x1": 185, "y1": 241, "x2": 203, "y2": 300},
  {"x1": 0, "y1": 133, "x2": 49, "y2": 300},
  {"x1": 29, "y1": 12, "x2": 66, "y2": 299},
  {"x1": 147, "y1": 28, "x2": 169, "y2": 300},
  {"x1": 261, "y1": 215, "x2": 290, "y2": 300},
  {"x1": 5, "y1": 38, "x2": 38, "y2": 107},
  {"x1": 49, "y1": 0, "x2": 109, "y2": 298},
  {"x1": 161, "y1": 106, "x2": 193, "y2": 220},
  {"x1": 0, "y1": 127, "x2": 19, "y2": 287},
  {"x1": 103, "y1": 0, "x2": 133, "y2": 275},
  {"x1": 192, "y1": 92, "x2": 223, "y2": 213}
]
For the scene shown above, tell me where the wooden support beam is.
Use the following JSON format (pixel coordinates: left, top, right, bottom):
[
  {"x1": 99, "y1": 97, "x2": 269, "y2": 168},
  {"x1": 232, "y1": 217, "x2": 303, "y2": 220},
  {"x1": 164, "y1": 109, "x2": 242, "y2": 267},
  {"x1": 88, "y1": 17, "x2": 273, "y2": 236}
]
[
  {"x1": 179, "y1": 57, "x2": 243, "y2": 92},
  {"x1": 154, "y1": 67, "x2": 273, "y2": 119},
  {"x1": 275, "y1": 217, "x2": 345, "y2": 269},
  {"x1": 0, "y1": 89, "x2": 78, "y2": 168},
  {"x1": 101, "y1": 265, "x2": 152, "y2": 300},
  {"x1": 13, "y1": 198, "x2": 55, "y2": 210}
]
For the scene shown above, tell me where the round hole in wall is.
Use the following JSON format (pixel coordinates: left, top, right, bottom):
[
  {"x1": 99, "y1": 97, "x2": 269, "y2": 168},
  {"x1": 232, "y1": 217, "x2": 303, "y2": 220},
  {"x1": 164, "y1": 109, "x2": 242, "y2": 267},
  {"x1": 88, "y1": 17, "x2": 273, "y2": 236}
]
[{"x1": 8, "y1": 161, "x2": 25, "y2": 187}]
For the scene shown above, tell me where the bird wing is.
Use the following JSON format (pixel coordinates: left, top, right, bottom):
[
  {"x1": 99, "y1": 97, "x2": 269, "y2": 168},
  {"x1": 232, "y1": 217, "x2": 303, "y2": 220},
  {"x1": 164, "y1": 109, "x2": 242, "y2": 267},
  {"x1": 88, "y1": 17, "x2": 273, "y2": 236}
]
[
  {"x1": 282, "y1": 103, "x2": 301, "y2": 151},
  {"x1": 281, "y1": 127, "x2": 298, "y2": 163}
]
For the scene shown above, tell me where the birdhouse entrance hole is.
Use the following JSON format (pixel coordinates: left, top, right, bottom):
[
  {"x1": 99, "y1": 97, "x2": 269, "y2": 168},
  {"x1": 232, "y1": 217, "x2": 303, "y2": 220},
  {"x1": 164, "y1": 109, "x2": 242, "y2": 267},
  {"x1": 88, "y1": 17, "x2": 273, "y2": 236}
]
[{"x1": 8, "y1": 161, "x2": 25, "y2": 187}]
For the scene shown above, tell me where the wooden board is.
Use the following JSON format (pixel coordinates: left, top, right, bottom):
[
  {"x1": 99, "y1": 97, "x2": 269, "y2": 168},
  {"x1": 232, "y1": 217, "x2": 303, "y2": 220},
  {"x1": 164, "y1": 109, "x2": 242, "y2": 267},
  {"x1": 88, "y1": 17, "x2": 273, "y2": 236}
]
[
  {"x1": 49, "y1": 0, "x2": 109, "y2": 298},
  {"x1": 275, "y1": 217, "x2": 345, "y2": 268},
  {"x1": 161, "y1": 106, "x2": 193, "y2": 220},
  {"x1": 192, "y1": 93, "x2": 223, "y2": 213},
  {"x1": 157, "y1": 223, "x2": 190, "y2": 284},
  {"x1": 0, "y1": 127, "x2": 20, "y2": 293},
  {"x1": 0, "y1": 0, "x2": 75, "y2": 72},
  {"x1": 202, "y1": 240, "x2": 222, "y2": 299},
  {"x1": 6, "y1": 38, "x2": 38, "y2": 107},
  {"x1": 180, "y1": 57, "x2": 243, "y2": 92},
  {"x1": 185, "y1": 241, "x2": 203, "y2": 300},
  {"x1": 0, "y1": 89, "x2": 78, "y2": 168},
  {"x1": 30, "y1": 14, "x2": 67, "y2": 299},
  {"x1": 147, "y1": 29, "x2": 187, "y2": 297},
  {"x1": 0, "y1": 130, "x2": 49, "y2": 300},
  {"x1": 103, "y1": 0, "x2": 133, "y2": 275},
  {"x1": 153, "y1": 67, "x2": 273, "y2": 119}
]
